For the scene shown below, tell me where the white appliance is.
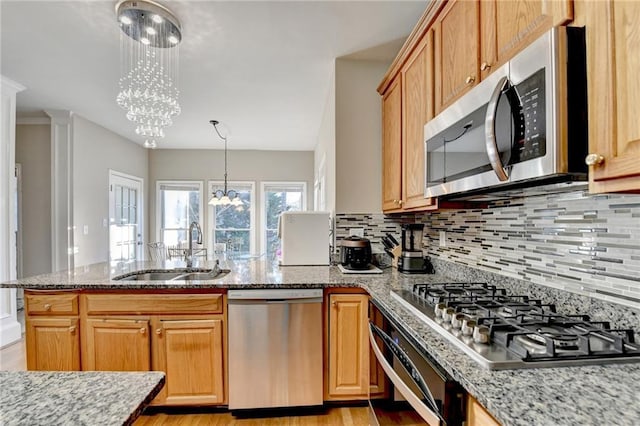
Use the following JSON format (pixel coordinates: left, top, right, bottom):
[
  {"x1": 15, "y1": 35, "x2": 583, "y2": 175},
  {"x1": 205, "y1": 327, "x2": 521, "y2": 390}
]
[{"x1": 278, "y1": 211, "x2": 330, "y2": 266}]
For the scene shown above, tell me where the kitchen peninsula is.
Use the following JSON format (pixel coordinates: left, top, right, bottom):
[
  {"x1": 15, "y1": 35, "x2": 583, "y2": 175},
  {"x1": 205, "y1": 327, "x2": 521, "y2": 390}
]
[{"x1": 3, "y1": 258, "x2": 640, "y2": 426}]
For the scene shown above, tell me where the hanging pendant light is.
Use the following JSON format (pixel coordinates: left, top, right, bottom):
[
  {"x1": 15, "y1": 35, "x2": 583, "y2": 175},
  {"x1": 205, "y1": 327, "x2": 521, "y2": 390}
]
[
  {"x1": 208, "y1": 120, "x2": 243, "y2": 210},
  {"x1": 115, "y1": 0, "x2": 181, "y2": 149}
]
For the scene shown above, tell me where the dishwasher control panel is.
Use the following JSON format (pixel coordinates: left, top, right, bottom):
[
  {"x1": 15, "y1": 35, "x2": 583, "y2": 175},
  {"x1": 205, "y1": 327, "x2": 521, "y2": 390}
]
[{"x1": 227, "y1": 289, "x2": 323, "y2": 300}]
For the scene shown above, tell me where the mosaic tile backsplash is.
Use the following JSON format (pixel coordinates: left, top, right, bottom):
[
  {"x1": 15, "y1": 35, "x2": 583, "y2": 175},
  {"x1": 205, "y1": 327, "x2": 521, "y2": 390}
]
[{"x1": 336, "y1": 189, "x2": 640, "y2": 309}]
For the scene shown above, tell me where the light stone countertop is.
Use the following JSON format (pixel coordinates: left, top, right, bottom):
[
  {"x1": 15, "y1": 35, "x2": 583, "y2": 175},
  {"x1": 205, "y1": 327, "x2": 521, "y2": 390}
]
[
  {"x1": 0, "y1": 371, "x2": 165, "y2": 426},
  {"x1": 3, "y1": 258, "x2": 640, "y2": 426}
]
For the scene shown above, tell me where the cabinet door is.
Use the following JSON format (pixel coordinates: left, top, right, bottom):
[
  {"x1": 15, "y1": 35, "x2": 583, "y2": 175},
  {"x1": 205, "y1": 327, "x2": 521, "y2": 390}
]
[
  {"x1": 482, "y1": 0, "x2": 573, "y2": 79},
  {"x1": 83, "y1": 318, "x2": 151, "y2": 371},
  {"x1": 434, "y1": 0, "x2": 480, "y2": 113},
  {"x1": 585, "y1": 0, "x2": 640, "y2": 192},
  {"x1": 402, "y1": 31, "x2": 436, "y2": 211},
  {"x1": 467, "y1": 395, "x2": 501, "y2": 426},
  {"x1": 327, "y1": 294, "x2": 369, "y2": 399},
  {"x1": 382, "y1": 77, "x2": 403, "y2": 212},
  {"x1": 26, "y1": 318, "x2": 80, "y2": 371},
  {"x1": 152, "y1": 319, "x2": 225, "y2": 405}
]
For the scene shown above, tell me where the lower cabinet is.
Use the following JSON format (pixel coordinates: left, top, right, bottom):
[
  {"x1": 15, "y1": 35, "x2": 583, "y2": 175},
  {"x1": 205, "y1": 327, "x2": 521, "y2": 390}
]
[
  {"x1": 467, "y1": 395, "x2": 501, "y2": 426},
  {"x1": 152, "y1": 318, "x2": 225, "y2": 405},
  {"x1": 83, "y1": 318, "x2": 151, "y2": 371},
  {"x1": 325, "y1": 291, "x2": 387, "y2": 400},
  {"x1": 26, "y1": 317, "x2": 80, "y2": 371}
]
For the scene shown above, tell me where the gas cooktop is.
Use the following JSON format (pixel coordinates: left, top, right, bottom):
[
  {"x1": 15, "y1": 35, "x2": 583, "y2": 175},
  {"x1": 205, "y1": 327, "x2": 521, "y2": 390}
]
[{"x1": 391, "y1": 283, "x2": 640, "y2": 369}]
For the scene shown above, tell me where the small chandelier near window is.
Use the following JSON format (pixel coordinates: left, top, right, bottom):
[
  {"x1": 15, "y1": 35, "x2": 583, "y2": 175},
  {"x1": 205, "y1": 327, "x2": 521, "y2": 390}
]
[
  {"x1": 208, "y1": 120, "x2": 244, "y2": 210},
  {"x1": 115, "y1": 0, "x2": 181, "y2": 149}
]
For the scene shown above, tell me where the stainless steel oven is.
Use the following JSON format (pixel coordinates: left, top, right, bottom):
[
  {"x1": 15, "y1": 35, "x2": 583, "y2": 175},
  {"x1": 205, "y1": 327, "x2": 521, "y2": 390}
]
[
  {"x1": 368, "y1": 320, "x2": 464, "y2": 426},
  {"x1": 424, "y1": 26, "x2": 587, "y2": 199}
]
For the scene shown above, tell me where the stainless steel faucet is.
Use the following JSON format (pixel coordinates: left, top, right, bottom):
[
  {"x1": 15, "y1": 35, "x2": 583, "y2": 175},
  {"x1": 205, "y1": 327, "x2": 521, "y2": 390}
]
[{"x1": 186, "y1": 221, "x2": 203, "y2": 268}]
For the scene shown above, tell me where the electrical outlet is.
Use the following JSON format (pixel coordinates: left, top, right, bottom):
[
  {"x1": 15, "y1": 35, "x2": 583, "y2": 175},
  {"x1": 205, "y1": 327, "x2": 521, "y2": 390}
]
[
  {"x1": 439, "y1": 231, "x2": 446, "y2": 247},
  {"x1": 349, "y1": 228, "x2": 365, "y2": 237}
]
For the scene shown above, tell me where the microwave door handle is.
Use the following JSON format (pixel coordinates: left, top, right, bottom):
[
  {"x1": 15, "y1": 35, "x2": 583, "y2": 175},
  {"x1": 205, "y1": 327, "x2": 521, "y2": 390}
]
[
  {"x1": 485, "y1": 76, "x2": 510, "y2": 182},
  {"x1": 369, "y1": 323, "x2": 443, "y2": 426}
]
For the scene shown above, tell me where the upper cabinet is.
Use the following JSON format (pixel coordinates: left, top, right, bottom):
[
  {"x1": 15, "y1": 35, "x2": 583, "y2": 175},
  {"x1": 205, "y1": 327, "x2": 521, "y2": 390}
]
[
  {"x1": 381, "y1": 78, "x2": 403, "y2": 212},
  {"x1": 434, "y1": 0, "x2": 480, "y2": 113},
  {"x1": 435, "y1": 0, "x2": 573, "y2": 113},
  {"x1": 581, "y1": 0, "x2": 640, "y2": 193}
]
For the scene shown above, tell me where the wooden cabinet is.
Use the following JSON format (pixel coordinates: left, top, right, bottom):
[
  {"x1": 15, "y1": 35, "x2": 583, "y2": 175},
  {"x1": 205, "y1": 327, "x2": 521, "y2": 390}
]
[
  {"x1": 381, "y1": 32, "x2": 436, "y2": 213},
  {"x1": 325, "y1": 292, "x2": 387, "y2": 400},
  {"x1": 382, "y1": 77, "x2": 403, "y2": 212},
  {"x1": 434, "y1": 0, "x2": 480, "y2": 113},
  {"x1": 25, "y1": 291, "x2": 80, "y2": 371},
  {"x1": 467, "y1": 394, "x2": 501, "y2": 426},
  {"x1": 580, "y1": 0, "x2": 640, "y2": 193},
  {"x1": 402, "y1": 32, "x2": 436, "y2": 211},
  {"x1": 83, "y1": 318, "x2": 151, "y2": 371},
  {"x1": 152, "y1": 318, "x2": 225, "y2": 405},
  {"x1": 435, "y1": 0, "x2": 572, "y2": 113},
  {"x1": 26, "y1": 318, "x2": 80, "y2": 371}
]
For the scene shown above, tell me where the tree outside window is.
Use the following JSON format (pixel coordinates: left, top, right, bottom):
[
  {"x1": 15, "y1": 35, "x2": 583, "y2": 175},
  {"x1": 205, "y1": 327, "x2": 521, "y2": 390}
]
[
  {"x1": 262, "y1": 182, "x2": 306, "y2": 260},
  {"x1": 208, "y1": 182, "x2": 254, "y2": 257}
]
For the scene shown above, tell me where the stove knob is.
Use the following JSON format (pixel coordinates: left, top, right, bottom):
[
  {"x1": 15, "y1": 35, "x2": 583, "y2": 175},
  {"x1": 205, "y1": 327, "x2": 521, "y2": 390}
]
[
  {"x1": 451, "y1": 313, "x2": 466, "y2": 329},
  {"x1": 472, "y1": 325, "x2": 490, "y2": 344},
  {"x1": 461, "y1": 318, "x2": 477, "y2": 336},
  {"x1": 442, "y1": 307, "x2": 456, "y2": 323},
  {"x1": 434, "y1": 303, "x2": 447, "y2": 319}
]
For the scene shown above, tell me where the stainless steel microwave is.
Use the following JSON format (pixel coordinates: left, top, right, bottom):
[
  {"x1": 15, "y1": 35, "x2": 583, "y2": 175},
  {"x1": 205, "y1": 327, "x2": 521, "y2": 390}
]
[{"x1": 424, "y1": 27, "x2": 587, "y2": 199}]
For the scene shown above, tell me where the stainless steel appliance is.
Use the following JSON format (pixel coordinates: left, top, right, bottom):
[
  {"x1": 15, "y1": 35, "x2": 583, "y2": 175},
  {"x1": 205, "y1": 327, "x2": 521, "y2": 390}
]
[
  {"x1": 340, "y1": 236, "x2": 372, "y2": 270},
  {"x1": 368, "y1": 317, "x2": 464, "y2": 425},
  {"x1": 424, "y1": 26, "x2": 587, "y2": 199},
  {"x1": 391, "y1": 283, "x2": 640, "y2": 369},
  {"x1": 228, "y1": 289, "x2": 323, "y2": 409},
  {"x1": 397, "y1": 224, "x2": 434, "y2": 274}
]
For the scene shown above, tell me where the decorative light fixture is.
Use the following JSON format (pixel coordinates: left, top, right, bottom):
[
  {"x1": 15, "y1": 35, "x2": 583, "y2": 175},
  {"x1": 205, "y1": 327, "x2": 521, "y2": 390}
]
[
  {"x1": 208, "y1": 120, "x2": 244, "y2": 210},
  {"x1": 115, "y1": 0, "x2": 182, "y2": 149}
]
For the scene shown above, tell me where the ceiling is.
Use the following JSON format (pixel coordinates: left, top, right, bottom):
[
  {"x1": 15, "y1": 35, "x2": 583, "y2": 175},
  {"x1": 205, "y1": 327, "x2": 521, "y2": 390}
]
[{"x1": 1, "y1": 1, "x2": 427, "y2": 151}]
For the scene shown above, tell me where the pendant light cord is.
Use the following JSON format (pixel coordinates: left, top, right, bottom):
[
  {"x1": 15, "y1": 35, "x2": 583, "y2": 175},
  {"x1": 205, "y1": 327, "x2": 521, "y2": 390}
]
[{"x1": 210, "y1": 120, "x2": 228, "y2": 193}]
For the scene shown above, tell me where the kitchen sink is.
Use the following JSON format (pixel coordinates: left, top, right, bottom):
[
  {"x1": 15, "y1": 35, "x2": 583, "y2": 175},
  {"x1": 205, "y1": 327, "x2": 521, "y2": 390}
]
[{"x1": 114, "y1": 265, "x2": 230, "y2": 281}]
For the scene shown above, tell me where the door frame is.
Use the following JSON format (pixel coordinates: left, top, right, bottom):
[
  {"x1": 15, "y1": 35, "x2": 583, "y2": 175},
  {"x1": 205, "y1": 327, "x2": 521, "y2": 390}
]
[{"x1": 108, "y1": 170, "x2": 144, "y2": 262}]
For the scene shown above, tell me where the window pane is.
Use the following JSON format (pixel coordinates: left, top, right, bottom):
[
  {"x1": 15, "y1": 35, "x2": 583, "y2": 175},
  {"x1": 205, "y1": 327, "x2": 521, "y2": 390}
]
[
  {"x1": 215, "y1": 230, "x2": 250, "y2": 255},
  {"x1": 159, "y1": 183, "x2": 201, "y2": 246},
  {"x1": 263, "y1": 183, "x2": 304, "y2": 258}
]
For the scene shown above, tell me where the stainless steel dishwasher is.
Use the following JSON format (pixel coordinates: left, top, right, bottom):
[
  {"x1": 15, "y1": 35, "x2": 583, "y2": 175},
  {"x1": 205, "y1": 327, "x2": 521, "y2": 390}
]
[{"x1": 228, "y1": 289, "x2": 323, "y2": 410}]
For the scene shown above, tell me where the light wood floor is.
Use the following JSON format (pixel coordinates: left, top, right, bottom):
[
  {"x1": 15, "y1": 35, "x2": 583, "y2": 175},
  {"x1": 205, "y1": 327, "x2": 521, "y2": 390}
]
[{"x1": 0, "y1": 337, "x2": 26, "y2": 371}]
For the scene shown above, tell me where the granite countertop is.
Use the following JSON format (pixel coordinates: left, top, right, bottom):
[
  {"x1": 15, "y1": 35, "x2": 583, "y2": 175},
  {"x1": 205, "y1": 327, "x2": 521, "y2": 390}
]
[
  {"x1": 3, "y1": 258, "x2": 640, "y2": 426},
  {"x1": 0, "y1": 371, "x2": 165, "y2": 426}
]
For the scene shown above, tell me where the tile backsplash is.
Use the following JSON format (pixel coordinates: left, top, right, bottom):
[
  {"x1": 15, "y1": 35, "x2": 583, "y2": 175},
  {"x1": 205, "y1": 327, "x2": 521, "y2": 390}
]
[{"x1": 336, "y1": 189, "x2": 640, "y2": 309}]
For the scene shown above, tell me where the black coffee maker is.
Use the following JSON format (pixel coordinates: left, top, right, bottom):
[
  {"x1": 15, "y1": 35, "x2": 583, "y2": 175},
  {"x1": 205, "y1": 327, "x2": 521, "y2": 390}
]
[{"x1": 397, "y1": 223, "x2": 434, "y2": 274}]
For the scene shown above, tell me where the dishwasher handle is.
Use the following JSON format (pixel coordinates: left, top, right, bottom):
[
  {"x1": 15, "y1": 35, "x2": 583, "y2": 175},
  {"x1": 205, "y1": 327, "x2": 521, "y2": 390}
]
[{"x1": 228, "y1": 298, "x2": 323, "y2": 305}]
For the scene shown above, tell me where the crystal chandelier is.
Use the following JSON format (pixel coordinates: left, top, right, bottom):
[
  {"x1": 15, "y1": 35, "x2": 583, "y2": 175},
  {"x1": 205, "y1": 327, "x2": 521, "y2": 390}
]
[
  {"x1": 208, "y1": 120, "x2": 244, "y2": 210},
  {"x1": 115, "y1": 0, "x2": 181, "y2": 149}
]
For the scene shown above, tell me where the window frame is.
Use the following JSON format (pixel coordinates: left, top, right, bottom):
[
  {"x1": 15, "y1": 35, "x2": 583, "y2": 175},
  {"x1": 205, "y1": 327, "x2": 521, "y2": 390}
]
[
  {"x1": 260, "y1": 181, "x2": 307, "y2": 255},
  {"x1": 155, "y1": 180, "x2": 204, "y2": 245},
  {"x1": 206, "y1": 180, "x2": 256, "y2": 256}
]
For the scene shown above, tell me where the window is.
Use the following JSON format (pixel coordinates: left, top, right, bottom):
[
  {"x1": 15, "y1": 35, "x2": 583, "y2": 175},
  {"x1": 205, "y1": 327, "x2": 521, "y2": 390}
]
[
  {"x1": 261, "y1": 182, "x2": 306, "y2": 259},
  {"x1": 157, "y1": 181, "x2": 203, "y2": 246},
  {"x1": 208, "y1": 181, "x2": 255, "y2": 257}
]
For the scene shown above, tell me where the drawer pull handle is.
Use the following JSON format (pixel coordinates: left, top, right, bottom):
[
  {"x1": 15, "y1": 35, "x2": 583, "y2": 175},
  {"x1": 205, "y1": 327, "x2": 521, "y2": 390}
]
[
  {"x1": 44, "y1": 304, "x2": 52, "y2": 311},
  {"x1": 465, "y1": 75, "x2": 475, "y2": 85}
]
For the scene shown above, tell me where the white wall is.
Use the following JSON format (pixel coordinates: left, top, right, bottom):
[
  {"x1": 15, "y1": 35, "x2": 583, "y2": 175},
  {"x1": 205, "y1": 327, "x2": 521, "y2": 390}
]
[
  {"x1": 148, "y1": 149, "x2": 314, "y2": 253},
  {"x1": 15, "y1": 123, "x2": 51, "y2": 277},
  {"x1": 72, "y1": 115, "x2": 148, "y2": 267},
  {"x1": 335, "y1": 58, "x2": 387, "y2": 213},
  {"x1": 314, "y1": 67, "x2": 336, "y2": 214}
]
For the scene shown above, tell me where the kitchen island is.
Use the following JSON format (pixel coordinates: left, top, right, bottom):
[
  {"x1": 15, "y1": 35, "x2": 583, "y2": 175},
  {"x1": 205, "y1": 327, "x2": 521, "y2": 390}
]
[
  {"x1": 0, "y1": 371, "x2": 165, "y2": 426},
  {"x1": 3, "y1": 258, "x2": 640, "y2": 426}
]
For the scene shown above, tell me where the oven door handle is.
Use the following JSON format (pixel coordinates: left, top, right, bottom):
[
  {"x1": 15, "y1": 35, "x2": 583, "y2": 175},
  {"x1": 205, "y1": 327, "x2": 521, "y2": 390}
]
[
  {"x1": 369, "y1": 323, "x2": 443, "y2": 426},
  {"x1": 484, "y1": 75, "x2": 510, "y2": 182}
]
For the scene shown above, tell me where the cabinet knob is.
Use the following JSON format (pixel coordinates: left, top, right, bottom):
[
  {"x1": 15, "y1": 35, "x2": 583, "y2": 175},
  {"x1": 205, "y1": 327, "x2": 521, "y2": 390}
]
[
  {"x1": 465, "y1": 75, "x2": 475, "y2": 84},
  {"x1": 585, "y1": 153, "x2": 605, "y2": 166},
  {"x1": 398, "y1": 200, "x2": 404, "y2": 205},
  {"x1": 480, "y1": 62, "x2": 491, "y2": 71},
  {"x1": 155, "y1": 328, "x2": 162, "y2": 335},
  {"x1": 44, "y1": 304, "x2": 52, "y2": 311},
  {"x1": 68, "y1": 326, "x2": 76, "y2": 334},
  {"x1": 139, "y1": 328, "x2": 146, "y2": 335}
]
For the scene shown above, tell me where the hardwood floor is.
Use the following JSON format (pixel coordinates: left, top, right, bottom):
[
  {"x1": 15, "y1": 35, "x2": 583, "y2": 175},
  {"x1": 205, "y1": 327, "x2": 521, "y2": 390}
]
[{"x1": 0, "y1": 337, "x2": 26, "y2": 371}]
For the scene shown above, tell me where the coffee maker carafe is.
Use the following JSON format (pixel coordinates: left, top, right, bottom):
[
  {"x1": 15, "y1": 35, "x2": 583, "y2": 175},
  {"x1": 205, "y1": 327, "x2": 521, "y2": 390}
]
[{"x1": 397, "y1": 223, "x2": 434, "y2": 274}]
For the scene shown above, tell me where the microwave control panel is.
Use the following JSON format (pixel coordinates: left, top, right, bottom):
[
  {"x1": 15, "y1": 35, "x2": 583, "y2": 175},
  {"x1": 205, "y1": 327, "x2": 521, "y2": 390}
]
[{"x1": 514, "y1": 68, "x2": 546, "y2": 163}]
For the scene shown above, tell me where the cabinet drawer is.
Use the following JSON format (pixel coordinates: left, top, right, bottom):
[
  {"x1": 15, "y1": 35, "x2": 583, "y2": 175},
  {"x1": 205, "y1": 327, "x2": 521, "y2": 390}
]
[
  {"x1": 26, "y1": 293, "x2": 79, "y2": 316},
  {"x1": 84, "y1": 294, "x2": 224, "y2": 315}
]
